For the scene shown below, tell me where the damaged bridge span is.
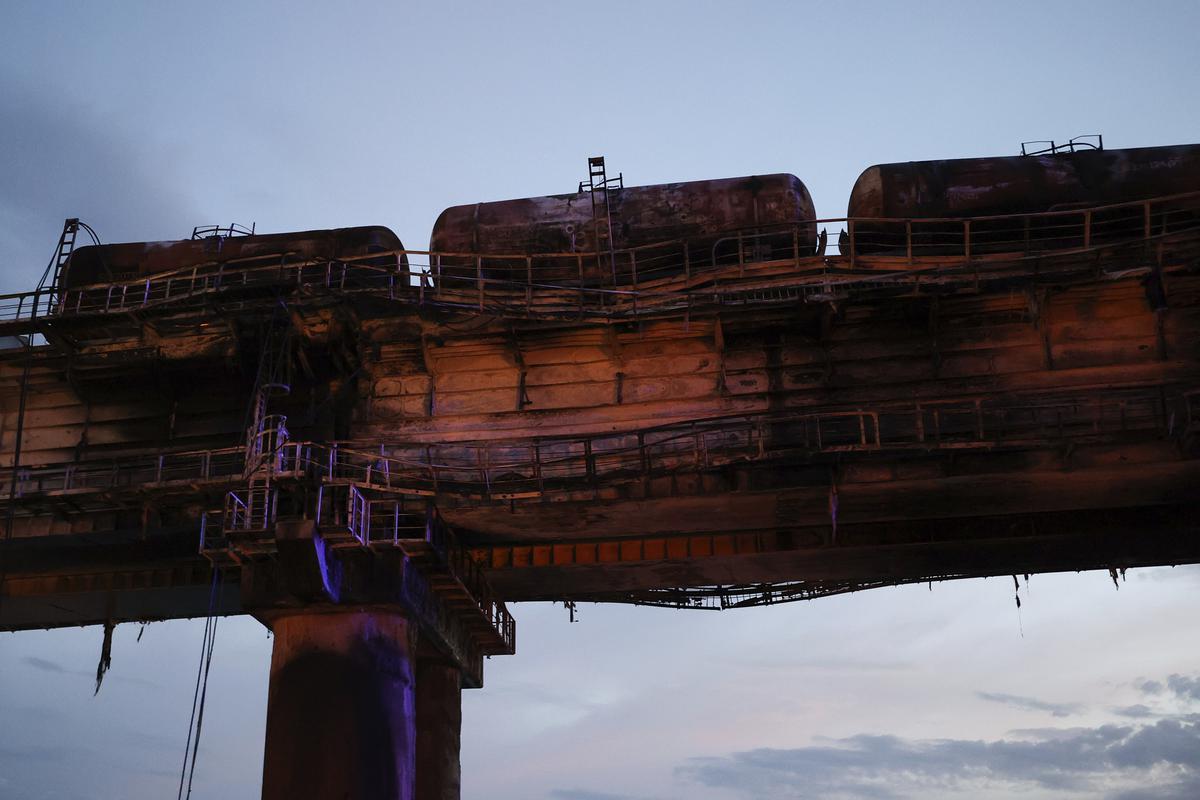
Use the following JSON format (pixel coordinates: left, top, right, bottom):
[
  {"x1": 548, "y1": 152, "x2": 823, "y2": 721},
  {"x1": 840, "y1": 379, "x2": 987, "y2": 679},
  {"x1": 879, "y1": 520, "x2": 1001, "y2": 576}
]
[{"x1": 2, "y1": 152, "x2": 1199, "y2": 799}]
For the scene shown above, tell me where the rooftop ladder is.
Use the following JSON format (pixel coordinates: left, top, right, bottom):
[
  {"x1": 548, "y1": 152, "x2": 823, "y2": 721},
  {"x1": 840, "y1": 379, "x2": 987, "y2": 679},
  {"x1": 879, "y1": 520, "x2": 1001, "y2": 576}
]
[
  {"x1": 44, "y1": 219, "x2": 80, "y2": 312},
  {"x1": 582, "y1": 156, "x2": 623, "y2": 284}
]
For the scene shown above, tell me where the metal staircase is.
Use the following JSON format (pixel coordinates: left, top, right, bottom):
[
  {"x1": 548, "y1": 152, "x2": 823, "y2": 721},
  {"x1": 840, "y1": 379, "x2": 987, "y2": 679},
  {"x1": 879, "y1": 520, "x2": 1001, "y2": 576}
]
[{"x1": 219, "y1": 321, "x2": 294, "y2": 548}]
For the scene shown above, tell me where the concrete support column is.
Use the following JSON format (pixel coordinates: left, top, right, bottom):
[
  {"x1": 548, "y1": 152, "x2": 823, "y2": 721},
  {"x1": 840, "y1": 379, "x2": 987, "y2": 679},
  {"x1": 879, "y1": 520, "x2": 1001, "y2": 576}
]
[
  {"x1": 416, "y1": 661, "x2": 463, "y2": 800},
  {"x1": 261, "y1": 610, "x2": 417, "y2": 800}
]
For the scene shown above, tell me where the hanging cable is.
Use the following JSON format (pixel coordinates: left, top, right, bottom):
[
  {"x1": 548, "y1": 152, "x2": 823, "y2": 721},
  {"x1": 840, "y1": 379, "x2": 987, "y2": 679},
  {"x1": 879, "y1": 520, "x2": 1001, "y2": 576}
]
[{"x1": 177, "y1": 568, "x2": 221, "y2": 800}]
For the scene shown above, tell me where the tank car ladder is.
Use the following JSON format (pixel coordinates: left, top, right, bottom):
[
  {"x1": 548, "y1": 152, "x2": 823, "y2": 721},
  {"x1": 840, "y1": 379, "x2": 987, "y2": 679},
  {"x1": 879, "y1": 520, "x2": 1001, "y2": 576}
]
[
  {"x1": 42, "y1": 218, "x2": 80, "y2": 312},
  {"x1": 582, "y1": 157, "x2": 622, "y2": 285}
]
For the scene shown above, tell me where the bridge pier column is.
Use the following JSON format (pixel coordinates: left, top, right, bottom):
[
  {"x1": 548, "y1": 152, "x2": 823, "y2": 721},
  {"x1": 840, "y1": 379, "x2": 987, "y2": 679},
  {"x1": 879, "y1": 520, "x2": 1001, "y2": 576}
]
[
  {"x1": 416, "y1": 660, "x2": 463, "y2": 800},
  {"x1": 261, "y1": 609, "x2": 418, "y2": 800}
]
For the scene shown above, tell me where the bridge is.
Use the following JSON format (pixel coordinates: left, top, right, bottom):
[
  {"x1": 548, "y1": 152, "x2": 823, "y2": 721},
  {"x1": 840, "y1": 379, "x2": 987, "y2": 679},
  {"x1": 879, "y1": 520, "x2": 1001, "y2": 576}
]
[{"x1": 1, "y1": 190, "x2": 1198, "y2": 798}]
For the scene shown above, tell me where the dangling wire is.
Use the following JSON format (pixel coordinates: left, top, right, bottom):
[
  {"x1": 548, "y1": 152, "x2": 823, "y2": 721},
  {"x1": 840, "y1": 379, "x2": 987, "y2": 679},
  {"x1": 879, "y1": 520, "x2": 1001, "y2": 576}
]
[{"x1": 177, "y1": 568, "x2": 221, "y2": 800}]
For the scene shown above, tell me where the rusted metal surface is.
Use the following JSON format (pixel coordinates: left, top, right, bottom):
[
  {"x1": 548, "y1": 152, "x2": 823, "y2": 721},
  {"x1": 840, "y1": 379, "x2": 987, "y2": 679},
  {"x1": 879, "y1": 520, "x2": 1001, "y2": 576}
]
[
  {"x1": 63, "y1": 225, "x2": 407, "y2": 289},
  {"x1": 2, "y1": 146, "x2": 1200, "y2": 643},
  {"x1": 849, "y1": 143, "x2": 1200, "y2": 218},
  {"x1": 847, "y1": 143, "x2": 1200, "y2": 254},
  {"x1": 430, "y1": 173, "x2": 817, "y2": 284}
]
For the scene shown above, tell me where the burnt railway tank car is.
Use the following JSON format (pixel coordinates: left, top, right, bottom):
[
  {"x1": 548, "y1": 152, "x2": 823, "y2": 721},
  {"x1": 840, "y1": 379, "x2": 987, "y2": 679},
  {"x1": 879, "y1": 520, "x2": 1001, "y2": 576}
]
[
  {"x1": 63, "y1": 225, "x2": 407, "y2": 290},
  {"x1": 846, "y1": 143, "x2": 1200, "y2": 255},
  {"x1": 430, "y1": 174, "x2": 817, "y2": 286}
]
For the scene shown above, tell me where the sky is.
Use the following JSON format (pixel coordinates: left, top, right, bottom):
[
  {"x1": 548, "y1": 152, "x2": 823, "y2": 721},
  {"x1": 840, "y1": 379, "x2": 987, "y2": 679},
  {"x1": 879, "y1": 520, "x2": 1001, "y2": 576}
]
[{"x1": 0, "y1": 1, "x2": 1198, "y2": 798}]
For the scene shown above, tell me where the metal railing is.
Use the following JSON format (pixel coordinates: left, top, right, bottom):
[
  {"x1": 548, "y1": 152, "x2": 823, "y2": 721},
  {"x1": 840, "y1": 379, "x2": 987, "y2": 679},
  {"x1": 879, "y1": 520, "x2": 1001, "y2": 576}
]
[
  {"x1": 354, "y1": 498, "x2": 516, "y2": 653},
  {"x1": 1, "y1": 384, "x2": 1186, "y2": 506},
  {"x1": 223, "y1": 484, "x2": 274, "y2": 533},
  {"x1": 0, "y1": 191, "x2": 1195, "y2": 331}
]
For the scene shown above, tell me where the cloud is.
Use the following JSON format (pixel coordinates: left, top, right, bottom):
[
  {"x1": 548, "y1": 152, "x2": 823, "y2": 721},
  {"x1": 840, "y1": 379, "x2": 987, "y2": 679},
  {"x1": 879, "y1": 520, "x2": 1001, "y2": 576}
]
[
  {"x1": 1113, "y1": 704, "x2": 1156, "y2": 719},
  {"x1": 0, "y1": 74, "x2": 201, "y2": 291},
  {"x1": 21, "y1": 656, "x2": 66, "y2": 674},
  {"x1": 1136, "y1": 675, "x2": 1200, "y2": 704},
  {"x1": 1165, "y1": 675, "x2": 1200, "y2": 703},
  {"x1": 677, "y1": 719, "x2": 1200, "y2": 800},
  {"x1": 976, "y1": 691, "x2": 1085, "y2": 718},
  {"x1": 726, "y1": 656, "x2": 913, "y2": 673},
  {"x1": 17, "y1": 652, "x2": 160, "y2": 689},
  {"x1": 549, "y1": 791, "x2": 666, "y2": 800}
]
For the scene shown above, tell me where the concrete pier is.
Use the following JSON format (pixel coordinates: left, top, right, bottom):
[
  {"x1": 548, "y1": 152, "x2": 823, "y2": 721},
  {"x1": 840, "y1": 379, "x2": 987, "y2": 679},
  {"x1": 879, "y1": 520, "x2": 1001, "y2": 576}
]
[
  {"x1": 261, "y1": 610, "x2": 418, "y2": 800},
  {"x1": 416, "y1": 661, "x2": 463, "y2": 800}
]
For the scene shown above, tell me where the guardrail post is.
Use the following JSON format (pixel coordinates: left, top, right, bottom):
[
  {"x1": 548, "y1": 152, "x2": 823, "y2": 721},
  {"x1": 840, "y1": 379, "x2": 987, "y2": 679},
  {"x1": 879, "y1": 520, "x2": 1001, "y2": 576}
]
[
  {"x1": 479, "y1": 446, "x2": 490, "y2": 500},
  {"x1": 425, "y1": 445, "x2": 438, "y2": 494},
  {"x1": 583, "y1": 439, "x2": 596, "y2": 496},
  {"x1": 576, "y1": 253, "x2": 585, "y2": 318},
  {"x1": 1144, "y1": 201, "x2": 1152, "y2": 239},
  {"x1": 532, "y1": 442, "x2": 543, "y2": 494},
  {"x1": 475, "y1": 256, "x2": 484, "y2": 311},
  {"x1": 630, "y1": 251, "x2": 638, "y2": 316},
  {"x1": 525, "y1": 255, "x2": 533, "y2": 313},
  {"x1": 906, "y1": 221, "x2": 913, "y2": 264},
  {"x1": 1084, "y1": 210, "x2": 1092, "y2": 249},
  {"x1": 848, "y1": 221, "x2": 856, "y2": 269},
  {"x1": 737, "y1": 231, "x2": 745, "y2": 277}
]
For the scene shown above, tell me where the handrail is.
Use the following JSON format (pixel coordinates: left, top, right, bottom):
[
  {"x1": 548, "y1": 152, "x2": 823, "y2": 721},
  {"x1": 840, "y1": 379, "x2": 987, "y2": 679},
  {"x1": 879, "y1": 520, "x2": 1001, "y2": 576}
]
[
  {"x1": 0, "y1": 189, "x2": 1193, "y2": 330},
  {"x1": 0, "y1": 189, "x2": 1193, "y2": 291},
  {"x1": 2, "y1": 383, "x2": 1184, "y2": 504}
]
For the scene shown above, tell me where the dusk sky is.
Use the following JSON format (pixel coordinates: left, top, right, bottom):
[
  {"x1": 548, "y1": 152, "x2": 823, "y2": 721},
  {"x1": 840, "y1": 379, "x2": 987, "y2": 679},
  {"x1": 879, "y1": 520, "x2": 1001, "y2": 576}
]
[{"x1": 2, "y1": 2, "x2": 1199, "y2": 799}]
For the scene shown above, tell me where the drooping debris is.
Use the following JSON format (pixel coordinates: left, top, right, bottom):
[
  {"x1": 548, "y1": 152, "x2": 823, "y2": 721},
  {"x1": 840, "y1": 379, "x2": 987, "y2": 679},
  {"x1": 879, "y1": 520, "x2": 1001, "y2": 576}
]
[
  {"x1": 1109, "y1": 568, "x2": 1121, "y2": 590},
  {"x1": 94, "y1": 620, "x2": 114, "y2": 695}
]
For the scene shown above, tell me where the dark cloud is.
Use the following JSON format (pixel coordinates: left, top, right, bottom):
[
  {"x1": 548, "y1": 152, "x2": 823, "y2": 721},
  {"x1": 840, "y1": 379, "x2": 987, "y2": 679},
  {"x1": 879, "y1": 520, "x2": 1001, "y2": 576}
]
[
  {"x1": 1113, "y1": 704, "x2": 1156, "y2": 719},
  {"x1": 976, "y1": 691, "x2": 1085, "y2": 717},
  {"x1": 1109, "y1": 778, "x2": 1200, "y2": 800},
  {"x1": 1136, "y1": 674, "x2": 1200, "y2": 703},
  {"x1": 16, "y1": 651, "x2": 160, "y2": 689},
  {"x1": 677, "y1": 720, "x2": 1200, "y2": 800},
  {"x1": 0, "y1": 74, "x2": 201, "y2": 292},
  {"x1": 1165, "y1": 675, "x2": 1200, "y2": 702},
  {"x1": 728, "y1": 656, "x2": 913, "y2": 673},
  {"x1": 21, "y1": 656, "x2": 66, "y2": 674}
]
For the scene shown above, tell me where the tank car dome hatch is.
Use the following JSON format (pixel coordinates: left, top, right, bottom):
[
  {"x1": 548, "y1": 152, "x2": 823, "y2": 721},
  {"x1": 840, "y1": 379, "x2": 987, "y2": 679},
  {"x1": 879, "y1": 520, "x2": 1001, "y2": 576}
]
[
  {"x1": 845, "y1": 142, "x2": 1200, "y2": 254},
  {"x1": 63, "y1": 225, "x2": 407, "y2": 289},
  {"x1": 429, "y1": 173, "x2": 817, "y2": 286}
]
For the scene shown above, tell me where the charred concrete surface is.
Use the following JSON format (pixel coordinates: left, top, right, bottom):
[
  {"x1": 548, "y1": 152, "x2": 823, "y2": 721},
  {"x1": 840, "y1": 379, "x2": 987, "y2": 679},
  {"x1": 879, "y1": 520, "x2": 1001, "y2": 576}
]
[
  {"x1": 0, "y1": 150, "x2": 1198, "y2": 798},
  {"x1": 261, "y1": 611, "x2": 418, "y2": 800}
]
